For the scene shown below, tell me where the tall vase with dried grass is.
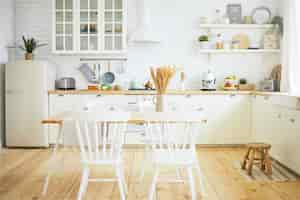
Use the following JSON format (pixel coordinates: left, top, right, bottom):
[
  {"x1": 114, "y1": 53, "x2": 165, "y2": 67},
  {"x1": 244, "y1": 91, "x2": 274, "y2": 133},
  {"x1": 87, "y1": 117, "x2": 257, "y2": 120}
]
[{"x1": 150, "y1": 66, "x2": 176, "y2": 112}]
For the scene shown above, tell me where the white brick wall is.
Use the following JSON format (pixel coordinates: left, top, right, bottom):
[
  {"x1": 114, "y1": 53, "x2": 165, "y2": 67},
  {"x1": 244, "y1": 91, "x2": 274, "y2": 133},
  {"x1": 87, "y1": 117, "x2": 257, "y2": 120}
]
[
  {"x1": 0, "y1": 0, "x2": 15, "y2": 63},
  {"x1": 15, "y1": 0, "x2": 52, "y2": 59}
]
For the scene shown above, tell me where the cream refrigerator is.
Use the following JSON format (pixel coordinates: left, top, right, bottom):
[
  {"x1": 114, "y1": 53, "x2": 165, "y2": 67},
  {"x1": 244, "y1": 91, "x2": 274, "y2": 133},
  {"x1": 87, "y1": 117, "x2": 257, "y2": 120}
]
[{"x1": 5, "y1": 61, "x2": 56, "y2": 147}]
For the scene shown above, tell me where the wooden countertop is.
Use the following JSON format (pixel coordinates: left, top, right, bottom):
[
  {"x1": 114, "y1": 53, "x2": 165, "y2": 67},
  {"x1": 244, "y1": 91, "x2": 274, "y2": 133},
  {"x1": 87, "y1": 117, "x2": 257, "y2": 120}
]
[
  {"x1": 48, "y1": 89, "x2": 290, "y2": 97},
  {"x1": 49, "y1": 89, "x2": 250, "y2": 95}
]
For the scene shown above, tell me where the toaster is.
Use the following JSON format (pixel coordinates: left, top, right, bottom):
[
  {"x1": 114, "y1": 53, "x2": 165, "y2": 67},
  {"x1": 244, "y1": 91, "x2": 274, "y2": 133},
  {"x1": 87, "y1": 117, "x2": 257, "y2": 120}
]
[
  {"x1": 55, "y1": 77, "x2": 76, "y2": 90},
  {"x1": 260, "y1": 79, "x2": 274, "y2": 92}
]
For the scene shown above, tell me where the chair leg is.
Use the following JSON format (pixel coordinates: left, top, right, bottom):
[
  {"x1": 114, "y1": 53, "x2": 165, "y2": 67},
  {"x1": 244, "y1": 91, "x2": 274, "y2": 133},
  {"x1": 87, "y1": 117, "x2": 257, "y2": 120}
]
[
  {"x1": 116, "y1": 167, "x2": 127, "y2": 200},
  {"x1": 77, "y1": 167, "x2": 90, "y2": 200},
  {"x1": 148, "y1": 167, "x2": 159, "y2": 200},
  {"x1": 195, "y1": 164, "x2": 207, "y2": 197},
  {"x1": 139, "y1": 147, "x2": 148, "y2": 183},
  {"x1": 119, "y1": 165, "x2": 128, "y2": 195},
  {"x1": 176, "y1": 168, "x2": 182, "y2": 181},
  {"x1": 42, "y1": 124, "x2": 64, "y2": 196},
  {"x1": 187, "y1": 167, "x2": 196, "y2": 200}
]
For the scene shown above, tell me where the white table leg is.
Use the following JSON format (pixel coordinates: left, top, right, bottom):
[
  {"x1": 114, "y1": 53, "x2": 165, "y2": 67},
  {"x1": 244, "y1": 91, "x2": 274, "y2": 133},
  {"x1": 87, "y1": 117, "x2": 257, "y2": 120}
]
[{"x1": 42, "y1": 123, "x2": 64, "y2": 196}]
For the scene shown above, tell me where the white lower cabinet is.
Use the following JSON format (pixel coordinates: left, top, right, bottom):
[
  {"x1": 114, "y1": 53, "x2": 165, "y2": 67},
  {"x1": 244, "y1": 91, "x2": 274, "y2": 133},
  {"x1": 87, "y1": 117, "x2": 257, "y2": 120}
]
[
  {"x1": 49, "y1": 94, "x2": 252, "y2": 145},
  {"x1": 185, "y1": 95, "x2": 251, "y2": 144},
  {"x1": 280, "y1": 109, "x2": 300, "y2": 173},
  {"x1": 252, "y1": 95, "x2": 300, "y2": 174},
  {"x1": 49, "y1": 94, "x2": 82, "y2": 144}
]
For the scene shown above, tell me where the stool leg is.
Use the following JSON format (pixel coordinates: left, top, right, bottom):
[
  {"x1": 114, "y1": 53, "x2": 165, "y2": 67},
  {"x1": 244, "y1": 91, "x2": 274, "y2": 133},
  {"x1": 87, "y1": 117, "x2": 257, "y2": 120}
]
[
  {"x1": 265, "y1": 150, "x2": 272, "y2": 175},
  {"x1": 247, "y1": 149, "x2": 255, "y2": 176},
  {"x1": 242, "y1": 147, "x2": 251, "y2": 170},
  {"x1": 261, "y1": 149, "x2": 266, "y2": 170}
]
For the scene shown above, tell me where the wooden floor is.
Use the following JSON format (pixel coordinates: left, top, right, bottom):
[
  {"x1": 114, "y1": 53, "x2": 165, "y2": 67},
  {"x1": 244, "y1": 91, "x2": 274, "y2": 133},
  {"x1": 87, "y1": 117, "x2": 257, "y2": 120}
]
[{"x1": 0, "y1": 147, "x2": 300, "y2": 200}]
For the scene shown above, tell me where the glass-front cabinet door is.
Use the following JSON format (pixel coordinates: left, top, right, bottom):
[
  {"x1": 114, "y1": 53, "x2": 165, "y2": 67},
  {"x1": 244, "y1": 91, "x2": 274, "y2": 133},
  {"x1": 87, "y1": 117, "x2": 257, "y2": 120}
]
[
  {"x1": 79, "y1": 0, "x2": 99, "y2": 52},
  {"x1": 54, "y1": 0, "x2": 75, "y2": 53},
  {"x1": 53, "y1": 0, "x2": 126, "y2": 54},
  {"x1": 103, "y1": 0, "x2": 125, "y2": 52}
]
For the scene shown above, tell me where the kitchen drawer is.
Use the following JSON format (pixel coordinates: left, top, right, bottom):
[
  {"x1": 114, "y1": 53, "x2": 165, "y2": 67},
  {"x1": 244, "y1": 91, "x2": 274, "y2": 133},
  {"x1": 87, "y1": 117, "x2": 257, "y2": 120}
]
[{"x1": 82, "y1": 95, "x2": 139, "y2": 111}]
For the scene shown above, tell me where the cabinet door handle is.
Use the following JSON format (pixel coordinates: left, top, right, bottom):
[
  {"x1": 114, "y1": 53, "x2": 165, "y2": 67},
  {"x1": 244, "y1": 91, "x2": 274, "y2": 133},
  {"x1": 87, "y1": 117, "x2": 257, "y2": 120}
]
[
  {"x1": 264, "y1": 96, "x2": 270, "y2": 100},
  {"x1": 186, "y1": 94, "x2": 191, "y2": 98},
  {"x1": 290, "y1": 118, "x2": 295, "y2": 123},
  {"x1": 196, "y1": 107, "x2": 204, "y2": 111},
  {"x1": 109, "y1": 106, "x2": 115, "y2": 111},
  {"x1": 96, "y1": 94, "x2": 102, "y2": 97},
  {"x1": 277, "y1": 114, "x2": 282, "y2": 119},
  {"x1": 230, "y1": 94, "x2": 236, "y2": 98}
]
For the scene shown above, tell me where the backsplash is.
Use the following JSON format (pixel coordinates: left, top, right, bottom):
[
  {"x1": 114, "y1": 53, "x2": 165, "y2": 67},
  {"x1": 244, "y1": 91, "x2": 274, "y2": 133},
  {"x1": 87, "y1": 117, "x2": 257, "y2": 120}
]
[{"x1": 14, "y1": 0, "x2": 281, "y2": 90}]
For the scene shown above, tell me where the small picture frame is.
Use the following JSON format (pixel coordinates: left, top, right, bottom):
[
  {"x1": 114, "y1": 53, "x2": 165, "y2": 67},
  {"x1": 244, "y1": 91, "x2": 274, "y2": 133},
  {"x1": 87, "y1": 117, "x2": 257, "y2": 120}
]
[{"x1": 227, "y1": 4, "x2": 242, "y2": 24}]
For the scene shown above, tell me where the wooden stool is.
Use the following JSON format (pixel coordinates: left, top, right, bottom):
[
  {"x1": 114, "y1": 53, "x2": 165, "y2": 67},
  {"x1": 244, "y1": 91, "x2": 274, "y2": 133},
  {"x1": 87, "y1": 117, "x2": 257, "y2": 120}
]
[{"x1": 241, "y1": 143, "x2": 272, "y2": 176}]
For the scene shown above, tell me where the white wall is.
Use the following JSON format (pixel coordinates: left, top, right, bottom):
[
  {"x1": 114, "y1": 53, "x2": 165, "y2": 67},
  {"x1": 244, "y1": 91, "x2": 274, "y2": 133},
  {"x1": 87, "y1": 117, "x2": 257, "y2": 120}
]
[
  {"x1": 15, "y1": 0, "x2": 281, "y2": 89},
  {"x1": 0, "y1": 0, "x2": 15, "y2": 147}
]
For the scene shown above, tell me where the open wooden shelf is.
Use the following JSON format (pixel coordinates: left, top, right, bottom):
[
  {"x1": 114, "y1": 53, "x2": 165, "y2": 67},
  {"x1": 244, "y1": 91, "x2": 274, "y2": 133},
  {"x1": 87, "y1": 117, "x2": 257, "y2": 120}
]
[
  {"x1": 199, "y1": 24, "x2": 274, "y2": 29},
  {"x1": 199, "y1": 49, "x2": 281, "y2": 54}
]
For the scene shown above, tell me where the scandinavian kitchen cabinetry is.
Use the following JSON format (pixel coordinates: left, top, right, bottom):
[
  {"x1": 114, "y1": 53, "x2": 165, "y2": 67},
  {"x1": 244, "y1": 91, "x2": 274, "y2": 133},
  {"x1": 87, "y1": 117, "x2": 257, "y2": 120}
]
[
  {"x1": 53, "y1": 0, "x2": 126, "y2": 54},
  {"x1": 252, "y1": 95, "x2": 300, "y2": 174},
  {"x1": 48, "y1": 94, "x2": 82, "y2": 144},
  {"x1": 48, "y1": 94, "x2": 252, "y2": 145},
  {"x1": 184, "y1": 95, "x2": 251, "y2": 144},
  {"x1": 279, "y1": 109, "x2": 300, "y2": 173},
  {"x1": 54, "y1": 0, "x2": 76, "y2": 52},
  {"x1": 49, "y1": 94, "x2": 143, "y2": 144}
]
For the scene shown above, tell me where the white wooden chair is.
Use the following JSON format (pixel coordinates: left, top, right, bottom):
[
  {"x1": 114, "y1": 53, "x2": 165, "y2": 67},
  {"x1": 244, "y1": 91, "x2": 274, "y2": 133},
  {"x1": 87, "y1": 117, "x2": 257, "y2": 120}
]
[
  {"x1": 73, "y1": 111, "x2": 130, "y2": 200},
  {"x1": 143, "y1": 112, "x2": 207, "y2": 200}
]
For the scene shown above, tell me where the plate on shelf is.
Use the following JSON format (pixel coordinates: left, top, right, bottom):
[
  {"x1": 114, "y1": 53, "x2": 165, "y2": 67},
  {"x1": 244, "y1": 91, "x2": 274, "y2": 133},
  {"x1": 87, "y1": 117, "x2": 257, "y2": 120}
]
[{"x1": 252, "y1": 7, "x2": 272, "y2": 24}]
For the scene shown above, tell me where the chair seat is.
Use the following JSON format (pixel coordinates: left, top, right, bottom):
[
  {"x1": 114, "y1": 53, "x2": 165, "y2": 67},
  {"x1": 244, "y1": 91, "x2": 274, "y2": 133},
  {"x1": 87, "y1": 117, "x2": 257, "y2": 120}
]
[{"x1": 151, "y1": 149, "x2": 198, "y2": 166}]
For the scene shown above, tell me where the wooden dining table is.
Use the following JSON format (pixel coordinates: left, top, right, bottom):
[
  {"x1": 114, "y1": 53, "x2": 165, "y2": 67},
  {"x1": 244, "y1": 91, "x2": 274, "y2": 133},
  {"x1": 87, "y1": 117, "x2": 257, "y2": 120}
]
[{"x1": 41, "y1": 111, "x2": 207, "y2": 195}]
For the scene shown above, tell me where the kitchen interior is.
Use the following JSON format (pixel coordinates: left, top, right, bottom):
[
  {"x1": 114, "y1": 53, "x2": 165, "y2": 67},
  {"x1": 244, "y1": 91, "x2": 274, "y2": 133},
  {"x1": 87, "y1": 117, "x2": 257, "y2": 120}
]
[{"x1": 1, "y1": 0, "x2": 300, "y2": 199}]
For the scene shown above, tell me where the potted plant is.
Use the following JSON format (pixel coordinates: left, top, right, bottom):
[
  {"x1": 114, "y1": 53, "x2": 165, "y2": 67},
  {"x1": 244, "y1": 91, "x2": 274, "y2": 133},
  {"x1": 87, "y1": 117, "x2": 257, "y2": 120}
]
[
  {"x1": 19, "y1": 36, "x2": 47, "y2": 60},
  {"x1": 271, "y1": 16, "x2": 283, "y2": 37},
  {"x1": 198, "y1": 35, "x2": 210, "y2": 49}
]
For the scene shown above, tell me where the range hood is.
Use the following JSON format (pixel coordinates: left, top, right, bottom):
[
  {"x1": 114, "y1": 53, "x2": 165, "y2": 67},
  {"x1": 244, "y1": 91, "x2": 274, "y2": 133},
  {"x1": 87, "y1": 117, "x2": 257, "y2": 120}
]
[{"x1": 129, "y1": 0, "x2": 160, "y2": 43}]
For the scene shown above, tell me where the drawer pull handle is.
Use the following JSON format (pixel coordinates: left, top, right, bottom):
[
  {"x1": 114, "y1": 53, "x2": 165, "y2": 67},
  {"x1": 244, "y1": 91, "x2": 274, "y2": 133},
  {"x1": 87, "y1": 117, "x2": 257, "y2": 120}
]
[
  {"x1": 264, "y1": 96, "x2": 270, "y2": 100},
  {"x1": 128, "y1": 102, "x2": 137, "y2": 105},
  {"x1": 58, "y1": 94, "x2": 64, "y2": 97},
  {"x1": 197, "y1": 107, "x2": 204, "y2": 111},
  {"x1": 290, "y1": 118, "x2": 295, "y2": 123},
  {"x1": 109, "y1": 107, "x2": 115, "y2": 111},
  {"x1": 96, "y1": 94, "x2": 102, "y2": 97}
]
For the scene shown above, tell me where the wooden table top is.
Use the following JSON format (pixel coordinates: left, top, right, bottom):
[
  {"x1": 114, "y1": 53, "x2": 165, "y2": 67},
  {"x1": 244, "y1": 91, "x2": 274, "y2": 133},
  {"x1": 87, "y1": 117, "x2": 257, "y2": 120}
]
[{"x1": 42, "y1": 111, "x2": 207, "y2": 124}]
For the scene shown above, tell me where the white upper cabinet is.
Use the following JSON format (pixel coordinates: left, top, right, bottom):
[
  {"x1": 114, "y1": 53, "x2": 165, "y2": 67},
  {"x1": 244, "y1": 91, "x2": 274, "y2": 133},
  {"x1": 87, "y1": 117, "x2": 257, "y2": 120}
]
[
  {"x1": 53, "y1": 0, "x2": 126, "y2": 54},
  {"x1": 54, "y1": 0, "x2": 76, "y2": 53}
]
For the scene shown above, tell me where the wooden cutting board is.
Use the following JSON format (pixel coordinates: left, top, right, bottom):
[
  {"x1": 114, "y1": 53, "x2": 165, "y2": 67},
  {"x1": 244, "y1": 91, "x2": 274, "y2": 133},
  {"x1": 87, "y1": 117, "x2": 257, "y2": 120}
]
[{"x1": 232, "y1": 34, "x2": 250, "y2": 49}]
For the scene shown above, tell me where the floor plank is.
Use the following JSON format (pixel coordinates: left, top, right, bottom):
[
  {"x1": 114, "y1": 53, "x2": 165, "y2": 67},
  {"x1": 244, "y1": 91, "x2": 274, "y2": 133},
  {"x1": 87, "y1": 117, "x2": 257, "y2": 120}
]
[{"x1": 0, "y1": 147, "x2": 299, "y2": 200}]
